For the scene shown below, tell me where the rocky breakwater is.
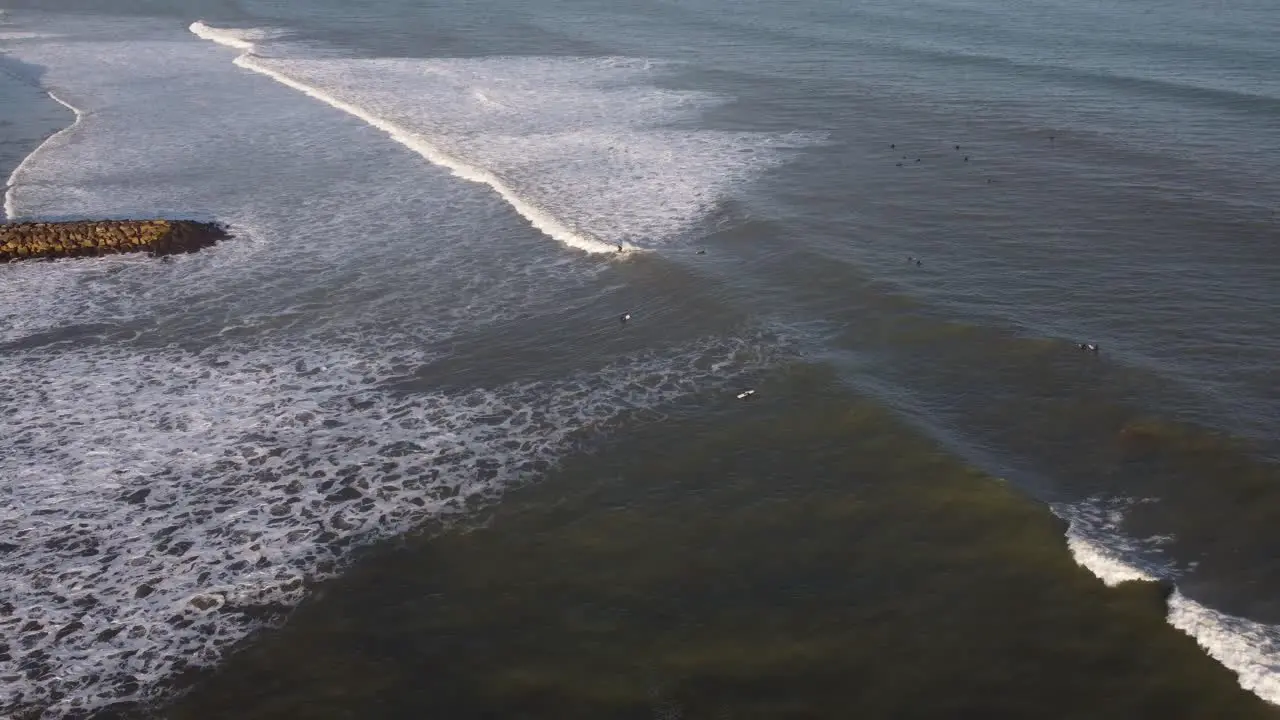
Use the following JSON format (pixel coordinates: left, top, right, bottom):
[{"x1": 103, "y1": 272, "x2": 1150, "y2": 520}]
[{"x1": 0, "y1": 219, "x2": 230, "y2": 262}]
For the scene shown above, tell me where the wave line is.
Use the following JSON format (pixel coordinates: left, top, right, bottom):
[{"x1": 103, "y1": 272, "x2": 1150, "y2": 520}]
[
  {"x1": 189, "y1": 21, "x2": 623, "y2": 255},
  {"x1": 1058, "y1": 502, "x2": 1280, "y2": 706},
  {"x1": 4, "y1": 90, "x2": 84, "y2": 221}
]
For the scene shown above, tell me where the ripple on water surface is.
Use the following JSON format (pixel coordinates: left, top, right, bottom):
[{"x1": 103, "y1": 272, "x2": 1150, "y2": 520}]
[{"x1": 148, "y1": 365, "x2": 1279, "y2": 719}]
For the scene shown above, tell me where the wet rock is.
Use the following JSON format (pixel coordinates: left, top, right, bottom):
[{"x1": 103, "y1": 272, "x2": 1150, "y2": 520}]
[{"x1": 0, "y1": 219, "x2": 230, "y2": 263}]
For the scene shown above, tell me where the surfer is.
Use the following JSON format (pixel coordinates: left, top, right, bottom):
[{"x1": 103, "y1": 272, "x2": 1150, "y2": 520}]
[{"x1": 1078, "y1": 342, "x2": 1099, "y2": 353}]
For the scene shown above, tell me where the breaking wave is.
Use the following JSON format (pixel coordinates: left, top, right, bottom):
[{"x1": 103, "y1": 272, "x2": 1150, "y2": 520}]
[
  {"x1": 1056, "y1": 497, "x2": 1280, "y2": 706},
  {"x1": 189, "y1": 21, "x2": 822, "y2": 255}
]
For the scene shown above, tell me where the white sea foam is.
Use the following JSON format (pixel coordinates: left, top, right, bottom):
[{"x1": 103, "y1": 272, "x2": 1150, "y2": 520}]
[
  {"x1": 189, "y1": 21, "x2": 822, "y2": 255},
  {"x1": 1, "y1": 18, "x2": 617, "y2": 347},
  {"x1": 0, "y1": 16, "x2": 805, "y2": 717},
  {"x1": 184, "y1": 22, "x2": 258, "y2": 51},
  {"x1": 0, "y1": 31, "x2": 55, "y2": 40},
  {"x1": 3, "y1": 90, "x2": 84, "y2": 221},
  {"x1": 0, "y1": 16, "x2": 821, "y2": 715},
  {"x1": 1168, "y1": 592, "x2": 1280, "y2": 706},
  {"x1": 1056, "y1": 496, "x2": 1280, "y2": 706},
  {"x1": 0, "y1": 330, "x2": 788, "y2": 717},
  {"x1": 1053, "y1": 496, "x2": 1172, "y2": 586}
]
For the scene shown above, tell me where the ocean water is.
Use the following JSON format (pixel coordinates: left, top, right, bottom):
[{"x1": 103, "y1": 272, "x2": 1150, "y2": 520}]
[{"x1": 1, "y1": 0, "x2": 1278, "y2": 717}]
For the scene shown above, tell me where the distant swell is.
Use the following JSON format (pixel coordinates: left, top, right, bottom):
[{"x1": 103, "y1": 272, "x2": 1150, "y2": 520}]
[
  {"x1": 891, "y1": 40, "x2": 1280, "y2": 114},
  {"x1": 188, "y1": 21, "x2": 620, "y2": 255},
  {"x1": 4, "y1": 89, "x2": 84, "y2": 221}
]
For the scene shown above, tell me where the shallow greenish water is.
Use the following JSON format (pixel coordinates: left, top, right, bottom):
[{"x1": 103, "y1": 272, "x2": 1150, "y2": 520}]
[{"x1": 146, "y1": 365, "x2": 1275, "y2": 720}]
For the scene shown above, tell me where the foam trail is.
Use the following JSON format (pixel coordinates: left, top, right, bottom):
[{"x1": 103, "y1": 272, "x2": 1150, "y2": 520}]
[
  {"x1": 4, "y1": 90, "x2": 84, "y2": 221},
  {"x1": 189, "y1": 21, "x2": 621, "y2": 255},
  {"x1": 187, "y1": 21, "x2": 253, "y2": 51},
  {"x1": 0, "y1": 330, "x2": 790, "y2": 717},
  {"x1": 1169, "y1": 593, "x2": 1280, "y2": 706},
  {"x1": 1057, "y1": 498, "x2": 1280, "y2": 706}
]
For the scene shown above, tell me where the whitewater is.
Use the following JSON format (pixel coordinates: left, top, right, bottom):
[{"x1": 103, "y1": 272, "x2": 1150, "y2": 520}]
[
  {"x1": 2, "y1": 9, "x2": 1279, "y2": 716},
  {"x1": 1057, "y1": 497, "x2": 1280, "y2": 705},
  {"x1": 188, "y1": 21, "x2": 820, "y2": 256},
  {"x1": 3, "y1": 89, "x2": 82, "y2": 221},
  {"x1": 0, "y1": 14, "x2": 812, "y2": 716}
]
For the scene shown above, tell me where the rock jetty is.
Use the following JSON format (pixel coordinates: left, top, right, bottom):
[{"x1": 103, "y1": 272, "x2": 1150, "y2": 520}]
[{"x1": 0, "y1": 219, "x2": 229, "y2": 263}]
